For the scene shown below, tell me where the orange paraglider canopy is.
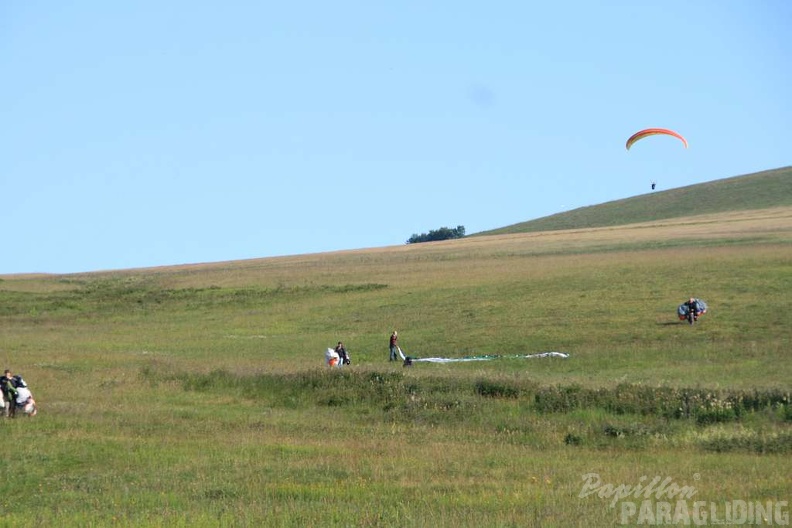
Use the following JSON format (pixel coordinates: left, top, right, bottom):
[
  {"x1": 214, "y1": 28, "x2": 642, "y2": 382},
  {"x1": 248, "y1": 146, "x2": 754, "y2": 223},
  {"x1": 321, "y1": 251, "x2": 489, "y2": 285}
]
[{"x1": 626, "y1": 128, "x2": 688, "y2": 150}]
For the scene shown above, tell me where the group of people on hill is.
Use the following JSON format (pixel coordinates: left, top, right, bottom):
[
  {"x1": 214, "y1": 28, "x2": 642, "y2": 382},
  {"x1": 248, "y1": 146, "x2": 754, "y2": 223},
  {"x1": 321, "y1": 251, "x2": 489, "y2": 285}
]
[
  {"x1": 328, "y1": 297, "x2": 706, "y2": 367},
  {"x1": 327, "y1": 330, "x2": 409, "y2": 367},
  {"x1": 1, "y1": 370, "x2": 37, "y2": 418}
]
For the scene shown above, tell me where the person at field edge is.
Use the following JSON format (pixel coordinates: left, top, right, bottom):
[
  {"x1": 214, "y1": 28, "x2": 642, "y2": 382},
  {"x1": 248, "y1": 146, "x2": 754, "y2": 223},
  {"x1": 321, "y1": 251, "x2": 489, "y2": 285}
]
[
  {"x1": 334, "y1": 341, "x2": 350, "y2": 365},
  {"x1": 389, "y1": 331, "x2": 399, "y2": 361},
  {"x1": 2, "y1": 370, "x2": 18, "y2": 418}
]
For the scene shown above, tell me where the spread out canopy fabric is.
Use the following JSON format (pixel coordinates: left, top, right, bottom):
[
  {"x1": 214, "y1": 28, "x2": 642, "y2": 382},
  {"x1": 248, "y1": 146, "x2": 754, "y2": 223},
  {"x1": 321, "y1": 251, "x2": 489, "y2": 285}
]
[
  {"x1": 409, "y1": 351, "x2": 569, "y2": 363},
  {"x1": 397, "y1": 347, "x2": 569, "y2": 363},
  {"x1": 626, "y1": 128, "x2": 688, "y2": 150}
]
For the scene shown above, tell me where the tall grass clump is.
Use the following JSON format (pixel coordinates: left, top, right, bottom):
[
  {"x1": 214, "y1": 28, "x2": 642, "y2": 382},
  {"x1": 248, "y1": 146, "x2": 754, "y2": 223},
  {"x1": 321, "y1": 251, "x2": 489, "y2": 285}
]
[
  {"x1": 698, "y1": 428, "x2": 792, "y2": 454},
  {"x1": 172, "y1": 368, "x2": 789, "y2": 433},
  {"x1": 533, "y1": 384, "x2": 790, "y2": 423}
]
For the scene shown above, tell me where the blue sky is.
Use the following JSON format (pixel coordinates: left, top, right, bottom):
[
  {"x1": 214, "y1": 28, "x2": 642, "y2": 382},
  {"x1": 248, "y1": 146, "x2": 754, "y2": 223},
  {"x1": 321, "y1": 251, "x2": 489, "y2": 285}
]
[{"x1": 2, "y1": 1, "x2": 790, "y2": 274}]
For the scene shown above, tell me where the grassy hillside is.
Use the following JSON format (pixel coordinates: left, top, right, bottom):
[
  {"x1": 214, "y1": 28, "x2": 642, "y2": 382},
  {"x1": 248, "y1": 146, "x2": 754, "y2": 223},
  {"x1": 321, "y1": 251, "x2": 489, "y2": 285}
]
[
  {"x1": 476, "y1": 166, "x2": 792, "y2": 236},
  {"x1": 0, "y1": 177, "x2": 790, "y2": 525}
]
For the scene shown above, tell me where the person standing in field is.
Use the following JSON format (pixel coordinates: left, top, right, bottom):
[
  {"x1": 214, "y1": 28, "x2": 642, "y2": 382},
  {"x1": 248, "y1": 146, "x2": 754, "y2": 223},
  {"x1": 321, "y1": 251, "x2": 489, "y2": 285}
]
[
  {"x1": 334, "y1": 341, "x2": 350, "y2": 365},
  {"x1": 677, "y1": 297, "x2": 708, "y2": 323},
  {"x1": 389, "y1": 331, "x2": 399, "y2": 361},
  {"x1": 684, "y1": 297, "x2": 705, "y2": 319},
  {"x1": 2, "y1": 370, "x2": 18, "y2": 418}
]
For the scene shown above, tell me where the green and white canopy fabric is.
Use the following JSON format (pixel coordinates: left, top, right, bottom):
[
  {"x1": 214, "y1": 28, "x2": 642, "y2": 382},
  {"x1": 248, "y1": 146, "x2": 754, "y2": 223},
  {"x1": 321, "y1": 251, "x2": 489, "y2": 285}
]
[{"x1": 399, "y1": 347, "x2": 569, "y2": 363}]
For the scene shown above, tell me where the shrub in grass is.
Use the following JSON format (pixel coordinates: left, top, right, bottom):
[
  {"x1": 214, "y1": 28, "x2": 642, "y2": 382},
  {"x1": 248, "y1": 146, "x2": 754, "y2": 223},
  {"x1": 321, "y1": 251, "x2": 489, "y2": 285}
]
[
  {"x1": 699, "y1": 429, "x2": 792, "y2": 454},
  {"x1": 474, "y1": 379, "x2": 521, "y2": 399},
  {"x1": 533, "y1": 384, "x2": 587, "y2": 412},
  {"x1": 169, "y1": 368, "x2": 790, "y2": 431},
  {"x1": 533, "y1": 383, "x2": 790, "y2": 424}
]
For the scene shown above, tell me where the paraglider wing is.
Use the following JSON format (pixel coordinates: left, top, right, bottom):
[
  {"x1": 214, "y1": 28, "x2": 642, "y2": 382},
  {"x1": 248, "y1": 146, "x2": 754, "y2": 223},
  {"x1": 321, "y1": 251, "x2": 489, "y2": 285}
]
[
  {"x1": 325, "y1": 347, "x2": 341, "y2": 367},
  {"x1": 626, "y1": 128, "x2": 688, "y2": 150}
]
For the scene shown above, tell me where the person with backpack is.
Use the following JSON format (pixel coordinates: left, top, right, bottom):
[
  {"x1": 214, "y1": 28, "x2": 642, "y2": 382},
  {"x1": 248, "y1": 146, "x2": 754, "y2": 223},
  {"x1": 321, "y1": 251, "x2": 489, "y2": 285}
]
[
  {"x1": 2, "y1": 370, "x2": 19, "y2": 418},
  {"x1": 11, "y1": 374, "x2": 37, "y2": 417},
  {"x1": 334, "y1": 341, "x2": 350, "y2": 365},
  {"x1": 677, "y1": 297, "x2": 708, "y2": 323}
]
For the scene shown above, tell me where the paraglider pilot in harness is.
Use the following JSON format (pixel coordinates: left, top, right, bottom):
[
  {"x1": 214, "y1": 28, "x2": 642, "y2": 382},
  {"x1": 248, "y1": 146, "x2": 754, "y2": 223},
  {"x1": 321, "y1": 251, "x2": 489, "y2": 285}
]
[
  {"x1": 686, "y1": 298, "x2": 702, "y2": 318},
  {"x1": 678, "y1": 297, "x2": 707, "y2": 323}
]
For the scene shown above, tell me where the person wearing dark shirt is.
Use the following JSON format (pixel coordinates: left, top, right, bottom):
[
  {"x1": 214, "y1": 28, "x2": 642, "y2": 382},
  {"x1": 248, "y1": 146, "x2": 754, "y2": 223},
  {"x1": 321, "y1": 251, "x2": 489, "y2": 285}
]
[{"x1": 335, "y1": 342, "x2": 350, "y2": 365}]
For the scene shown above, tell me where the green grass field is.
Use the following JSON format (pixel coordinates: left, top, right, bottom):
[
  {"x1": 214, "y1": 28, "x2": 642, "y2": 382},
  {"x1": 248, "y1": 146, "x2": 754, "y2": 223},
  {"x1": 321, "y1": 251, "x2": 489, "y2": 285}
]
[
  {"x1": 478, "y1": 166, "x2": 792, "y2": 235},
  {"x1": 1, "y1": 177, "x2": 790, "y2": 526}
]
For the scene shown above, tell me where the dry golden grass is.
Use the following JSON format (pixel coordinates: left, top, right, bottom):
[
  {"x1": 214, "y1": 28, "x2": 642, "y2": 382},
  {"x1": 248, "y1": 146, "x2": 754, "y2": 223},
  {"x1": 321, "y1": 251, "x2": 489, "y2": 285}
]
[{"x1": 3, "y1": 206, "x2": 783, "y2": 288}]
